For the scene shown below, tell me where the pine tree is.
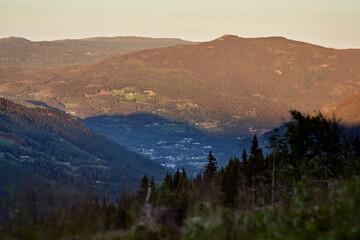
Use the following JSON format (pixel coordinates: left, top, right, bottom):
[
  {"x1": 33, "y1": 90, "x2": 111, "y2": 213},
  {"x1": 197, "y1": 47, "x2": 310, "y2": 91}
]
[
  {"x1": 250, "y1": 135, "x2": 263, "y2": 160},
  {"x1": 165, "y1": 172, "x2": 174, "y2": 190},
  {"x1": 204, "y1": 151, "x2": 217, "y2": 182},
  {"x1": 195, "y1": 172, "x2": 202, "y2": 183},
  {"x1": 240, "y1": 149, "x2": 249, "y2": 208},
  {"x1": 137, "y1": 175, "x2": 149, "y2": 202},
  {"x1": 93, "y1": 196, "x2": 101, "y2": 216},
  {"x1": 221, "y1": 157, "x2": 241, "y2": 207},
  {"x1": 249, "y1": 135, "x2": 265, "y2": 184},
  {"x1": 173, "y1": 168, "x2": 181, "y2": 189},
  {"x1": 102, "y1": 196, "x2": 108, "y2": 209},
  {"x1": 177, "y1": 168, "x2": 188, "y2": 193},
  {"x1": 353, "y1": 134, "x2": 360, "y2": 157},
  {"x1": 181, "y1": 167, "x2": 187, "y2": 179},
  {"x1": 117, "y1": 191, "x2": 132, "y2": 229},
  {"x1": 150, "y1": 176, "x2": 157, "y2": 202},
  {"x1": 241, "y1": 149, "x2": 248, "y2": 163},
  {"x1": 102, "y1": 196, "x2": 109, "y2": 230}
]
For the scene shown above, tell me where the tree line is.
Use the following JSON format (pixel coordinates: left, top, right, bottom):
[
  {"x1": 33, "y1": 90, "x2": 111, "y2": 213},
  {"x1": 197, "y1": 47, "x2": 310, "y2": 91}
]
[{"x1": 1, "y1": 110, "x2": 360, "y2": 239}]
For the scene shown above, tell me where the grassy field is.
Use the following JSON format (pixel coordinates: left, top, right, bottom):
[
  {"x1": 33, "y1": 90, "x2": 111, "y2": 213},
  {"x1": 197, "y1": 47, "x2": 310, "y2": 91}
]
[
  {"x1": 110, "y1": 87, "x2": 146, "y2": 102},
  {"x1": 124, "y1": 93, "x2": 146, "y2": 101},
  {"x1": 65, "y1": 103, "x2": 79, "y2": 108},
  {"x1": 120, "y1": 86, "x2": 135, "y2": 92},
  {"x1": 69, "y1": 112, "x2": 82, "y2": 118},
  {"x1": 111, "y1": 91, "x2": 125, "y2": 96},
  {"x1": 0, "y1": 139, "x2": 12, "y2": 146}
]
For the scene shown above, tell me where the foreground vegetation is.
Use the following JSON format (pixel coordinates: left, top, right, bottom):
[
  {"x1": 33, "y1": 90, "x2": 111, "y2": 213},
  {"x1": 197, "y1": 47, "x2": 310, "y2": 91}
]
[{"x1": 1, "y1": 111, "x2": 360, "y2": 239}]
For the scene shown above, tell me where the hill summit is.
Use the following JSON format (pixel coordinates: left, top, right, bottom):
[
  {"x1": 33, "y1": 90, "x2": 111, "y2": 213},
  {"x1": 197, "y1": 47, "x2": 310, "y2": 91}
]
[{"x1": 1, "y1": 35, "x2": 360, "y2": 135}]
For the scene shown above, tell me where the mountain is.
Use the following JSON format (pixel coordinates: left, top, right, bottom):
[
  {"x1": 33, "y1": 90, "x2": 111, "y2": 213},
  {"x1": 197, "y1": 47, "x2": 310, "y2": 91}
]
[
  {"x1": 0, "y1": 36, "x2": 194, "y2": 68},
  {"x1": 321, "y1": 93, "x2": 360, "y2": 127},
  {"x1": 0, "y1": 97, "x2": 165, "y2": 199},
  {"x1": 1, "y1": 35, "x2": 360, "y2": 136}
]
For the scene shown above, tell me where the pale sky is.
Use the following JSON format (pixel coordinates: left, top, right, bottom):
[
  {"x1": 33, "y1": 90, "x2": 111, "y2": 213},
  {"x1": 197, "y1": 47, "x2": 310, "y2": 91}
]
[{"x1": 0, "y1": 0, "x2": 359, "y2": 49}]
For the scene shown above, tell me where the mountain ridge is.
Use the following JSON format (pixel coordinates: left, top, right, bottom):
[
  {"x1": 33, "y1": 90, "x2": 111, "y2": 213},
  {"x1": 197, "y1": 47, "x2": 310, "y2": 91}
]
[
  {"x1": 0, "y1": 36, "x2": 195, "y2": 68},
  {"x1": 1, "y1": 35, "x2": 360, "y2": 135}
]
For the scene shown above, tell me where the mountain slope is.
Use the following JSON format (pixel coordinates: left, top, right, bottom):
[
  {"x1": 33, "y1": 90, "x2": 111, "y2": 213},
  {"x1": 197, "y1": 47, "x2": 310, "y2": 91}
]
[
  {"x1": 0, "y1": 97, "x2": 165, "y2": 199},
  {"x1": 321, "y1": 93, "x2": 360, "y2": 127},
  {"x1": 1, "y1": 35, "x2": 360, "y2": 136},
  {"x1": 0, "y1": 36, "x2": 194, "y2": 68}
]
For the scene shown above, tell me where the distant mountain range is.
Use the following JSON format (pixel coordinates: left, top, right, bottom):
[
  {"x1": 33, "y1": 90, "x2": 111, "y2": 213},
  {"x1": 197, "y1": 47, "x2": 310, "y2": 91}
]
[
  {"x1": 0, "y1": 97, "x2": 165, "y2": 199},
  {"x1": 1, "y1": 34, "x2": 360, "y2": 136},
  {"x1": 0, "y1": 36, "x2": 194, "y2": 68}
]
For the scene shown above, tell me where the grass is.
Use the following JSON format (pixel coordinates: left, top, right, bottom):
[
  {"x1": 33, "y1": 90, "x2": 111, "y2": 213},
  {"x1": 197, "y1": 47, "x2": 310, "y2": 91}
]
[
  {"x1": 69, "y1": 112, "x2": 82, "y2": 118},
  {"x1": 110, "y1": 87, "x2": 146, "y2": 102},
  {"x1": 124, "y1": 94, "x2": 146, "y2": 101},
  {"x1": 65, "y1": 103, "x2": 79, "y2": 108},
  {"x1": 124, "y1": 94, "x2": 135, "y2": 100},
  {"x1": 111, "y1": 91, "x2": 125, "y2": 96},
  {"x1": 120, "y1": 86, "x2": 135, "y2": 92},
  {"x1": 0, "y1": 139, "x2": 12, "y2": 146},
  {"x1": 134, "y1": 94, "x2": 146, "y2": 101}
]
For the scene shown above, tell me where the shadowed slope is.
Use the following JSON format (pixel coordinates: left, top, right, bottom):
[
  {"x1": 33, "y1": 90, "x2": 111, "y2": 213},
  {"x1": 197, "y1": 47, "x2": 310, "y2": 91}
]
[{"x1": 0, "y1": 97, "x2": 165, "y2": 199}]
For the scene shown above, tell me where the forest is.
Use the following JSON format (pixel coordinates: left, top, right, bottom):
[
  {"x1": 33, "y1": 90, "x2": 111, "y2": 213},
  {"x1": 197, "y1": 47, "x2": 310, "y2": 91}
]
[
  {"x1": 1, "y1": 110, "x2": 360, "y2": 239},
  {"x1": 0, "y1": 97, "x2": 165, "y2": 200}
]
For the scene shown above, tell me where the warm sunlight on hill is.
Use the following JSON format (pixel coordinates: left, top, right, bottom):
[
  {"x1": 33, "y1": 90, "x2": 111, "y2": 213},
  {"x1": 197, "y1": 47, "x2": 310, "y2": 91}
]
[
  {"x1": 1, "y1": 35, "x2": 360, "y2": 135},
  {"x1": 321, "y1": 93, "x2": 360, "y2": 127},
  {"x1": 0, "y1": 36, "x2": 194, "y2": 68}
]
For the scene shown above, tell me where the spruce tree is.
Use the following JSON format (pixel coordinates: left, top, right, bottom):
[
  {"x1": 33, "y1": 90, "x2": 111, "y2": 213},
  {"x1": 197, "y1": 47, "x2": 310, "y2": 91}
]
[
  {"x1": 117, "y1": 191, "x2": 132, "y2": 229},
  {"x1": 177, "y1": 168, "x2": 188, "y2": 192},
  {"x1": 221, "y1": 157, "x2": 241, "y2": 207},
  {"x1": 249, "y1": 135, "x2": 265, "y2": 187},
  {"x1": 150, "y1": 176, "x2": 157, "y2": 202},
  {"x1": 137, "y1": 175, "x2": 149, "y2": 202},
  {"x1": 181, "y1": 167, "x2": 187, "y2": 179},
  {"x1": 173, "y1": 168, "x2": 181, "y2": 189},
  {"x1": 204, "y1": 151, "x2": 217, "y2": 182},
  {"x1": 165, "y1": 172, "x2": 174, "y2": 190},
  {"x1": 353, "y1": 134, "x2": 360, "y2": 157},
  {"x1": 241, "y1": 149, "x2": 248, "y2": 163}
]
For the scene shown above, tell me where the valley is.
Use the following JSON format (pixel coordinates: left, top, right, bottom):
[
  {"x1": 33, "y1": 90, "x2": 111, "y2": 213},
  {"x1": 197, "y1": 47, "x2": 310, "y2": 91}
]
[
  {"x1": 2, "y1": 0, "x2": 360, "y2": 238},
  {"x1": 2, "y1": 34, "x2": 360, "y2": 179},
  {"x1": 83, "y1": 114, "x2": 239, "y2": 175}
]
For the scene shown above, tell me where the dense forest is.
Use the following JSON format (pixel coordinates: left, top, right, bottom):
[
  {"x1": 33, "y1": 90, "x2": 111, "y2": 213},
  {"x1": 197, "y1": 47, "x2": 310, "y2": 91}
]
[
  {"x1": 1, "y1": 110, "x2": 360, "y2": 239},
  {"x1": 0, "y1": 97, "x2": 165, "y2": 201}
]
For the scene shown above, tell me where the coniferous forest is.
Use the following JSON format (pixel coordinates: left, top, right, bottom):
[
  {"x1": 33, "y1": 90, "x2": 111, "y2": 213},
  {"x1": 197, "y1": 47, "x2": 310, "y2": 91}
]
[{"x1": 1, "y1": 110, "x2": 360, "y2": 239}]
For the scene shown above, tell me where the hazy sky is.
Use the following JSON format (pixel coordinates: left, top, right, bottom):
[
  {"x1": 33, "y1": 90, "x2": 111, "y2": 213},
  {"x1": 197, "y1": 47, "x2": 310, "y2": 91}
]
[{"x1": 0, "y1": 0, "x2": 359, "y2": 48}]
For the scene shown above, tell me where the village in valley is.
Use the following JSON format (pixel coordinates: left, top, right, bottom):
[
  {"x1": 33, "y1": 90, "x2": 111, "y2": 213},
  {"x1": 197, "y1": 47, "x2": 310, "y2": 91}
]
[{"x1": 83, "y1": 115, "x2": 239, "y2": 175}]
